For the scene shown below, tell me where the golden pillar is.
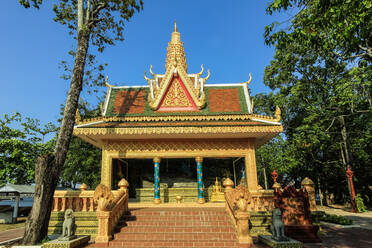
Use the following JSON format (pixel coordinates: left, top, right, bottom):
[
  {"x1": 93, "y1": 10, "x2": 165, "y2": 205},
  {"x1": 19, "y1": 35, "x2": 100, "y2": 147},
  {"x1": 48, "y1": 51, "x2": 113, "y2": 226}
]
[
  {"x1": 245, "y1": 141, "x2": 258, "y2": 191},
  {"x1": 101, "y1": 149, "x2": 113, "y2": 190}
]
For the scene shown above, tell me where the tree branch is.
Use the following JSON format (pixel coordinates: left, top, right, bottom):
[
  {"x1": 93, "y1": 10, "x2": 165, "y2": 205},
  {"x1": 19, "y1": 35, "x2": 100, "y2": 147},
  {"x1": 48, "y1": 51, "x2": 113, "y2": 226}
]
[
  {"x1": 91, "y1": 2, "x2": 106, "y2": 19},
  {"x1": 85, "y1": 0, "x2": 91, "y2": 24},
  {"x1": 325, "y1": 117, "x2": 336, "y2": 132},
  {"x1": 87, "y1": 2, "x2": 107, "y2": 29}
]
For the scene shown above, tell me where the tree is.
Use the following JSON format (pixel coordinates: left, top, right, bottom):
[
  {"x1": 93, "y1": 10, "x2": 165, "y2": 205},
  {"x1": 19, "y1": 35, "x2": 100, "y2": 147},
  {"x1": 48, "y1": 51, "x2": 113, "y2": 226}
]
[
  {"x1": 261, "y1": 0, "x2": 371, "y2": 205},
  {"x1": 19, "y1": 0, "x2": 143, "y2": 244},
  {"x1": 0, "y1": 113, "x2": 55, "y2": 185}
]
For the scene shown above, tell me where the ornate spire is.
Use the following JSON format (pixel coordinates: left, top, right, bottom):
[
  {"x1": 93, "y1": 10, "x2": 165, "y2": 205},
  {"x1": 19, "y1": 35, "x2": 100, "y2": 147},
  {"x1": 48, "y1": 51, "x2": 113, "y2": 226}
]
[
  {"x1": 165, "y1": 21, "x2": 187, "y2": 72},
  {"x1": 144, "y1": 22, "x2": 209, "y2": 111}
]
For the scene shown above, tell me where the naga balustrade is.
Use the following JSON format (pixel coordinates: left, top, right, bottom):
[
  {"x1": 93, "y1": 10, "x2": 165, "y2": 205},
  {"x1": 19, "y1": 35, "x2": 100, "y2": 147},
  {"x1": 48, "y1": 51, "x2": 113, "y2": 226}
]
[
  {"x1": 94, "y1": 179, "x2": 129, "y2": 243},
  {"x1": 223, "y1": 178, "x2": 254, "y2": 247}
]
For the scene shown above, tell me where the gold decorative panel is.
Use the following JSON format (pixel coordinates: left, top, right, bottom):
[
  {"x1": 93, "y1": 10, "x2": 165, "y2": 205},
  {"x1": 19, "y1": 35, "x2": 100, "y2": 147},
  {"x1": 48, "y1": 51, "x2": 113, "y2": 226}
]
[
  {"x1": 160, "y1": 77, "x2": 194, "y2": 108},
  {"x1": 103, "y1": 139, "x2": 251, "y2": 154}
]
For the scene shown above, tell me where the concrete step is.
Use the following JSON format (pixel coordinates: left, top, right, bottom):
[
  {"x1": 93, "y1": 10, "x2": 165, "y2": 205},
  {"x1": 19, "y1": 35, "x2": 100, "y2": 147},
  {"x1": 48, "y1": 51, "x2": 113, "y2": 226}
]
[
  {"x1": 120, "y1": 215, "x2": 230, "y2": 222},
  {"x1": 122, "y1": 220, "x2": 231, "y2": 227},
  {"x1": 107, "y1": 240, "x2": 240, "y2": 247},
  {"x1": 113, "y1": 232, "x2": 237, "y2": 241},
  {"x1": 117, "y1": 226, "x2": 236, "y2": 233}
]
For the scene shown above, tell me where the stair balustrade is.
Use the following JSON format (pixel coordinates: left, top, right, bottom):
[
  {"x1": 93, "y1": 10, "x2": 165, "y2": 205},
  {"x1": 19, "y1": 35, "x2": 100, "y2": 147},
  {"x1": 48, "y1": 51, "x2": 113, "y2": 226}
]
[
  {"x1": 94, "y1": 178, "x2": 129, "y2": 243},
  {"x1": 223, "y1": 178, "x2": 254, "y2": 247}
]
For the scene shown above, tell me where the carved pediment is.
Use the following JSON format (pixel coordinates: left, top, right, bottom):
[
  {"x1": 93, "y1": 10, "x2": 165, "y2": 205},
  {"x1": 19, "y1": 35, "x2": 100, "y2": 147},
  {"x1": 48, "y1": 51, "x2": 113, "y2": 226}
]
[{"x1": 144, "y1": 22, "x2": 210, "y2": 111}]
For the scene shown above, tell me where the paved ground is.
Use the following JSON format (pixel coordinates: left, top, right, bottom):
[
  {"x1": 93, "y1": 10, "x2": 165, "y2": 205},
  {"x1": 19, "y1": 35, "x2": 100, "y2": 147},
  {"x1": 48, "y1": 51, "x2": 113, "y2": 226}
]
[
  {"x1": 0, "y1": 227, "x2": 24, "y2": 245},
  {"x1": 303, "y1": 226, "x2": 372, "y2": 248},
  {"x1": 255, "y1": 225, "x2": 372, "y2": 248}
]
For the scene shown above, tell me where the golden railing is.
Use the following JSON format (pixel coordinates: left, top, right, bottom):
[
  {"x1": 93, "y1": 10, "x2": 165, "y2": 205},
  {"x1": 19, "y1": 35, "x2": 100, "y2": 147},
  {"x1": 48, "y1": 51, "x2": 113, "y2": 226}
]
[
  {"x1": 94, "y1": 179, "x2": 129, "y2": 243},
  {"x1": 52, "y1": 189, "x2": 96, "y2": 212}
]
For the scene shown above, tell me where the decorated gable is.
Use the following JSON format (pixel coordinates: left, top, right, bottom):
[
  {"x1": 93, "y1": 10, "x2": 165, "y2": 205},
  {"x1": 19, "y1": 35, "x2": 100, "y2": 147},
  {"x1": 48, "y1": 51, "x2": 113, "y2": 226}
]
[{"x1": 158, "y1": 76, "x2": 198, "y2": 111}]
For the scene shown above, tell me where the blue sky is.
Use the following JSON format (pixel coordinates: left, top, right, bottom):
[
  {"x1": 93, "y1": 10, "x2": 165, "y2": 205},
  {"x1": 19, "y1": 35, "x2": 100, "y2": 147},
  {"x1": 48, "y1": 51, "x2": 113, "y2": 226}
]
[{"x1": 0, "y1": 1, "x2": 285, "y2": 126}]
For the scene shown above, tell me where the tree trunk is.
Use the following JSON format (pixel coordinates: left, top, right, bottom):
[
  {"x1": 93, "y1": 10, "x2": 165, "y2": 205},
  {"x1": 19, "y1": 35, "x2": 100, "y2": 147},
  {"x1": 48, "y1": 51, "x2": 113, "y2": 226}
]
[
  {"x1": 338, "y1": 115, "x2": 357, "y2": 212},
  {"x1": 339, "y1": 115, "x2": 352, "y2": 166},
  {"x1": 23, "y1": 155, "x2": 57, "y2": 244},
  {"x1": 22, "y1": 29, "x2": 90, "y2": 245}
]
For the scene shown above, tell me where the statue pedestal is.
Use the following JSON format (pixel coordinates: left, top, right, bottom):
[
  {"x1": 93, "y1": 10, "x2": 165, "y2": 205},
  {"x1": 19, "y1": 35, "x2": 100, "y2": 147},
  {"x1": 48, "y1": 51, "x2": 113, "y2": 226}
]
[
  {"x1": 42, "y1": 236, "x2": 90, "y2": 248},
  {"x1": 210, "y1": 192, "x2": 225, "y2": 202},
  {"x1": 259, "y1": 235, "x2": 303, "y2": 248},
  {"x1": 58, "y1": 235, "x2": 77, "y2": 241}
]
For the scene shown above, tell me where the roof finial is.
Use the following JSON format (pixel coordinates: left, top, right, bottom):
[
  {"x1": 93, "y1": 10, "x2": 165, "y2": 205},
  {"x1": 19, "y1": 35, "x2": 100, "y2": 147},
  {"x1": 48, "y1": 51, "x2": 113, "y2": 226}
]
[
  {"x1": 245, "y1": 73, "x2": 252, "y2": 85},
  {"x1": 166, "y1": 21, "x2": 187, "y2": 71},
  {"x1": 275, "y1": 105, "x2": 281, "y2": 122}
]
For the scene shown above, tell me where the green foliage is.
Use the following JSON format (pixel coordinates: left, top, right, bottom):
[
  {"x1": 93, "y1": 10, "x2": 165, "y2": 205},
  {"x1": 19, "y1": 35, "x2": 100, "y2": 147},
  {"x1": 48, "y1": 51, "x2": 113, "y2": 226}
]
[
  {"x1": 61, "y1": 136, "x2": 101, "y2": 189},
  {"x1": 355, "y1": 194, "x2": 367, "y2": 213},
  {"x1": 0, "y1": 113, "x2": 55, "y2": 184},
  {"x1": 265, "y1": 0, "x2": 371, "y2": 62},
  {"x1": 40, "y1": 236, "x2": 51, "y2": 244},
  {"x1": 59, "y1": 101, "x2": 101, "y2": 189},
  {"x1": 19, "y1": 0, "x2": 42, "y2": 9},
  {"x1": 261, "y1": 0, "x2": 372, "y2": 202},
  {"x1": 319, "y1": 213, "x2": 353, "y2": 225}
]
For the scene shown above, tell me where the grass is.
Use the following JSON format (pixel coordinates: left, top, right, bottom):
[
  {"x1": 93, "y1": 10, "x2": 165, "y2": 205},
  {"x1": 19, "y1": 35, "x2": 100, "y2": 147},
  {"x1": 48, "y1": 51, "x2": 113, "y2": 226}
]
[
  {"x1": 319, "y1": 213, "x2": 353, "y2": 225},
  {"x1": 0, "y1": 217, "x2": 26, "y2": 231}
]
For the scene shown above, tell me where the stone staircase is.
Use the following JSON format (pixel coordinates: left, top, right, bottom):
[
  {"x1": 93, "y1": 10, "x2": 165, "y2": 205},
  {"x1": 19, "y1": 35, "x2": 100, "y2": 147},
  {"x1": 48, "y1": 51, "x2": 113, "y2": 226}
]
[{"x1": 100, "y1": 207, "x2": 243, "y2": 247}]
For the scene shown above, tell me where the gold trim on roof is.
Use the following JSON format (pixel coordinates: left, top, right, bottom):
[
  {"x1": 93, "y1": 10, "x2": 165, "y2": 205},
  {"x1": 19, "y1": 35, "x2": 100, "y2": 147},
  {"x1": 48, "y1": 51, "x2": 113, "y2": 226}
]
[
  {"x1": 73, "y1": 125, "x2": 283, "y2": 136},
  {"x1": 76, "y1": 113, "x2": 281, "y2": 126}
]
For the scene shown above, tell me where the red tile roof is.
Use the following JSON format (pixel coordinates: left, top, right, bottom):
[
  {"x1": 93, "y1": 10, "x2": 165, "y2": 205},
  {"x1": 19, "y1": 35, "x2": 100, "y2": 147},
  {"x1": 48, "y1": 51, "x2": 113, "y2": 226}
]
[
  {"x1": 113, "y1": 90, "x2": 146, "y2": 114},
  {"x1": 208, "y1": 88, "x2": 241, "y2": 112}
]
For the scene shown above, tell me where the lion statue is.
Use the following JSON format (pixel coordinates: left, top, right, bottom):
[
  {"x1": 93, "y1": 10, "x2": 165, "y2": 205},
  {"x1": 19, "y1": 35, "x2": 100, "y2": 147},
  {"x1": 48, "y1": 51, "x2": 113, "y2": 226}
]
[
  {"x1": 271, "y1": 208, "x2": 288, "y2": 241},
  {"x1": 59, "y1": 209, "x2": 77, "y2": 240}
]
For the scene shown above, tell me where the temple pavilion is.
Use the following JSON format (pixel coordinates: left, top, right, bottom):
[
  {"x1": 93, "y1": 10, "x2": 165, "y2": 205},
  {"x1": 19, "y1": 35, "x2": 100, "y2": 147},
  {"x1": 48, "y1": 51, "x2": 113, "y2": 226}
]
[{"x1": 73, "y1": 23, "x2": 282, "y2": 204}]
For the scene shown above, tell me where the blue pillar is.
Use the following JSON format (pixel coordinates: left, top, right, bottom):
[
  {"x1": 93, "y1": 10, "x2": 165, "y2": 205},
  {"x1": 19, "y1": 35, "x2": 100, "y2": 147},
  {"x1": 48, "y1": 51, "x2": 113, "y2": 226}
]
[
  {"x1": 196, "y1": 157, "x2": 205, "y2": 204},
  {"x1": 241, "y1": 167, "x2": 246, "y2": 179},
  {"x1": 153, "y1": 157, "x2": 161, "y2": 204}
]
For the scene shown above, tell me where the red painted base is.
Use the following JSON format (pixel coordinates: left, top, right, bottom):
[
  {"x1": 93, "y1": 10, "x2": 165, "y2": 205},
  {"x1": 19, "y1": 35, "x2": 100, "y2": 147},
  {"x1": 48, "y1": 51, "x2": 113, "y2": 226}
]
[{"x1": 285, "y1": 225, "x2": 321, "y2": 243}]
